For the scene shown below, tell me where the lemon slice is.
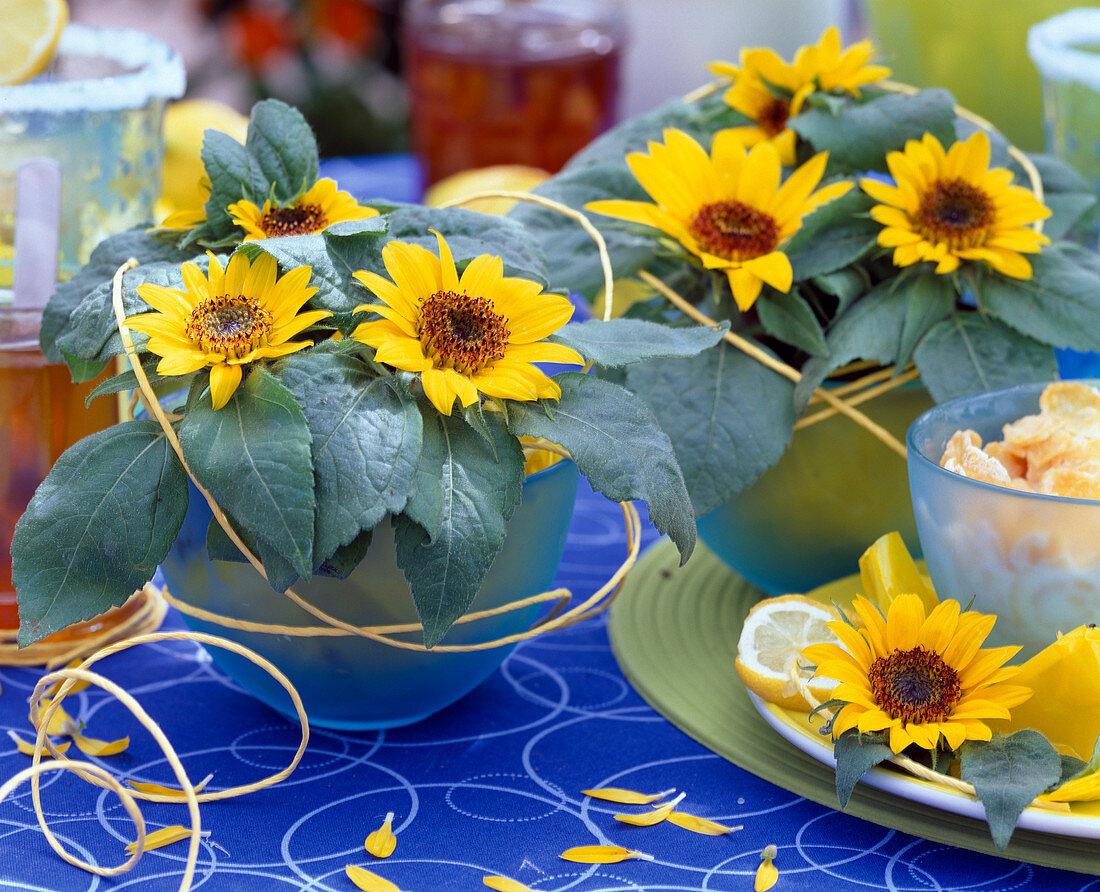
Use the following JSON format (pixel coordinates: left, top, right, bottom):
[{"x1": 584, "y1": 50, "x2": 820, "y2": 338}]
[
  {"x1": 0, "y1": 0, "x2": 68, "y2": 86},
  {"x1": 735, "y1": 594, "x2": 842, "y2": 711}
]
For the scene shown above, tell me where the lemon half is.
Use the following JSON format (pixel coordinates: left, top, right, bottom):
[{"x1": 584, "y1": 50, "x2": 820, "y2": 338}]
[{"x1": 0, "y1": 0, "x2": 68, "y2": 86}]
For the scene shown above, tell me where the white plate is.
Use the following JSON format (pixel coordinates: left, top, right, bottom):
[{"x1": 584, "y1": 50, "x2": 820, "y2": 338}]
[{"x1": 748, "y1": 690, "x2": 1100, "y2": 839}]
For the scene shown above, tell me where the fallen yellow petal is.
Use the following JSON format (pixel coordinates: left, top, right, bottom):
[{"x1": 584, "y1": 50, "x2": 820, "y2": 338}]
[
  {"x1": 581, "y1": 786, "x2": 676, "y2": 805},
  {"x1": 755, "y1": 845, "x2": 779, "y2": 891},
  {"x1": 667, "y1": 811, "x2": 741, "y2": 835},
  {"x1": 124, "y1": 825, "x2": 195, "y2": 855},
  {"x1": 33, "y1": 698, "x2": 77, "y2": 737},
  {"x1": 559, "y1": 845, "x2": 653, "y2": 864},
  {"x1": 127, "y1": 773, "x2": 213, "y2": 798},
  {"x1": 72, "y1": 733, "x2": 129, "y2": 756},
  {"x1": 8, "y1": 730, "x2": 70, "y2": 757},
  {"x1": 365, "y1": 811, "x2": 397, "y2": 858},
  {"x1": 345, "y1": 864, "x2": 402, "y2": 891},
  {"x1": 45, "y1": 659, "x2": 90, "y2": 697},
  {"x1": 483, "y1": 877, "x2": 534, "y2": 892},
  {"x1": 615, "y1": 791, "x2": 684, "y2": 826}
]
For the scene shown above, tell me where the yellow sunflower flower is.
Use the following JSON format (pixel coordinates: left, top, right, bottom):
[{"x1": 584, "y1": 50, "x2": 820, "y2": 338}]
[
  {"x1": 350, "y1": 231, "x2": 585, "y2": 416},
  {"x1": 860, "y1": 131, "x2": 1052, "y2": 278},
  {"x1": 585, "y1": 128, "x2": 852, "y2": 311},
  {"x1": 227, "y1": 177, "x2": 379, "y2": 241},
  {"x1": 127, "y1": 251, "x2": 330, "y2": 409},
  {"x1": 707, "y1": 28, "x2": 889, "y2": 162},
  {"x1": 802, "y1": 594, "x2": 1032, "y2": 754}
]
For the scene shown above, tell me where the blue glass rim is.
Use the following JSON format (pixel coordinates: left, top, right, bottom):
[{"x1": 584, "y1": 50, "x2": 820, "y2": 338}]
[{"x1": 906, "y1": 378, "x2": 1100, "y2": 506}]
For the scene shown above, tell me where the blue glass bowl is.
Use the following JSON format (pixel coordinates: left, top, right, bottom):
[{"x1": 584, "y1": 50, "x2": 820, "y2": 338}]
[
  {"x1": 159, "y1": 458, "x2": 579, "y2": 729},
  {"x1": 697, "y1": 384, "x2": 933, "y2": 594},
  {"x1": 907, "y1": 380, "x2": 1100, "y2": 658}
]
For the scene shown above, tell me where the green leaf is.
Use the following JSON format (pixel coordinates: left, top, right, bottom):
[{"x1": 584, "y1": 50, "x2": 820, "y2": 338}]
[
  {"x1": 784, "y1": 189, "x2": 878, "y2": 281},
  {"x1": 549, "y1": 318, "x2": 728, "y2": 368},
  {"x1": 200, "y1": 128, "x2": 260, "y2": 242},
  {"x1": 393, "y1": 410, "x2": 524, "y2": 647},
  {"x1": 12, "y1": 420, "x2": 188, "y2": 645},
  {"x1": 205, "y1": 513, "x2": 300, "y2": 592},
  {"x1": 894, "y1": 272, "x2": 957, "y2": 369},
  {"x1": 914, "y1": 312, "x2": 1058, "y2": 403},
  {"x1": 624, "y1": 343, "x2": 795, "y2": 516},
  {"x1": 315, "y1": 527, "x2": 373, "y2": 579},
  {"x1": 756, "y1": 289, "x2": 828, "y2": 356},
  {"x1": 245, "y1": 99, "x2": 320, "y2": 204},
  {"x1": 41, "y1": 227, "x2": 197, "y2": 362},
  {"x1": 1042, "y1": 192, "x2": 1097, "y2": 243},
  {"x1": 790, "y1": 89, "x2": 957, "y2": 174},
  {"x1": 401, "y1": 401, "x2": 447, "y2": 541},
  {"x1": 179, "y1": 367, "x2": 315, "y2": 580},
  {"x1": 832, "y1": 730, "x2": 894, "y2": 808},
  {"x1": 975, "y1": 245, "x2": 1100, "y2": 352},
  {"x1": 60, "y1": 351, "x2": 110, "y2": 384},
  {"x1": 275, "y1": 350, "x2": 422, "y2": 566},
  {"x1": 84, "y1": 355, "x2": 166, "y2": 407},
  {"x1": 249, "y1": 220, "x2": 388, "y2": 316},
  {"x1": 507, "y1": 373, "x2": 696, "y2": 561},
  {"x1": 812, "y1": 268, "x2": 868, "y2": 318},
  {"x1": 960, "y1": 730, "x2": 1062, "y2": 849}
]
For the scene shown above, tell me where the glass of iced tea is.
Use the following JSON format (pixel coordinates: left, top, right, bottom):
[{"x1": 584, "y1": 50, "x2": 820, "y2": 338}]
[
  {"x1": 0, "y1": 309, "x2": 120, "y2": 631},
  {"x1": 403, "y1": 0, "x2": 626, "y2": 186}
]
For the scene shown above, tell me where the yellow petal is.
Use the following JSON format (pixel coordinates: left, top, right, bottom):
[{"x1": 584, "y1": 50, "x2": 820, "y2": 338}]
[
  {"x1": 559, "y1": 845, "x2": 652, "y2": 863},
  {"x1": 209, "y1": 362, "x2": 243, "y2": 410},
  {"x1": 365, "y1": 812, "x2": 397, "y2": 859},
  {"x1": 44, "y1": 659, "x2": 90, "y2": 697},
  {"x1": 615, "y1": 792, "x2": 684, "y2": 826},
  {"x1": 755, "y1": 847, "x2": 779, "y2": 891},
  {"x1": 483, "y1": 878, "x2": 534, "y2": 892},
  {"x1": 581, "y1": 787, "x2": 676, "y2": 805},
  {"x1": 127, "y1": 773, "x2": 213, "y2": 798},
  {"x1": 72, "y1": 733, "x2": 130, "y2": 756},
  {"x1": 667, "y1": 811, "x2": 741, "y2": 835},
  {"x1": 124, "y1": 825, "x2": 194, "y2": 855},
  {"x1": 345, "y1": 865, "x2": 403, "y2": 892},
  {"x1": 33, "y1": 698, "x2": 76, "y2": 737},
  {"x1": 8, "y1": 730, "x2": 70, "y2": 756}
]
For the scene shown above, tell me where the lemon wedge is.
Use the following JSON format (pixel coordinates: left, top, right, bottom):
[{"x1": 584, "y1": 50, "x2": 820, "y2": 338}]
[
  {"x1": 735, "y1": 594, "x2": 841, "y2": 711},
  {"x1": 0, "y1": 0, "x2": 68, "y2": 86}
]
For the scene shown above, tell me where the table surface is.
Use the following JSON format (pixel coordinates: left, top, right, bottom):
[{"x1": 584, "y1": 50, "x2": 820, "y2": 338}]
[
  {"x1": 1, "y1": 158, "x2": 1097, "y2": 891},
  {"x1": 0, "y1": 480, "x2": 1096, "y2": 891}
]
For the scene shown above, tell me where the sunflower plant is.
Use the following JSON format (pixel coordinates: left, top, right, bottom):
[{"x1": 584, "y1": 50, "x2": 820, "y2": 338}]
[
  {"x1": 12, "y1": 100, "x2": 721, "y2": 649},
  {"x1": 800, "y1": 533, "x2": 1100, "y2": 849},
  {"x1": 510, "y1": 26, "x2": 1100, "y2": 519}
]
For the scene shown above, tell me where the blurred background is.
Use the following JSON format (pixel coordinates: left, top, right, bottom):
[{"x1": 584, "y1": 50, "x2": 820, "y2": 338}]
[{"x1": 65, "y1": 0, "x2": 1093, "y2": 188}]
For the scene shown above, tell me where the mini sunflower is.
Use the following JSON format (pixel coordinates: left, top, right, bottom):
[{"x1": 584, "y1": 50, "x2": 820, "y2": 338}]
[
  {"x1": 350, "y1": 231, "x2": 585, "y2": 416},
  {"x1": 708, "y1": 27, "x2": 889, "y2": 162},
  {"x1": 227, "y1": 177, "x2": 379, "y2": 241},
  {"x1": 127, "y1": 251, "x2": 330, "y2": 409},
  {"x1": 803, "y1": 594, "x2": 1032, "y2": 754},
  {"x1": 585, "y1": 128, "x2": 852, "y2": 310},
  {"x1": 860, "y1": 131, "x2": 1052, "y2": 278}
]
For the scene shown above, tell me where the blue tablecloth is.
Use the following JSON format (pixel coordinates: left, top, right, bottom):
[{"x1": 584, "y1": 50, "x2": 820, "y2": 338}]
[{"x1": 0, "y1": 479, "x2": 1095, "y2": 891}]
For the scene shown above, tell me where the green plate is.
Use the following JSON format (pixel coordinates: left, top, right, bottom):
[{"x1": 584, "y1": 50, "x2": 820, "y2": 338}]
[{"x1": 607, "y1": 539, "x2": 1100, "y2": 874}]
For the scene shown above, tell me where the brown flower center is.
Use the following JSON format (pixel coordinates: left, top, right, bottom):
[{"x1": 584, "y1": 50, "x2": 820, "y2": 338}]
[
  {"x1": 260, "y1": 202, "x2": 327, "y2": 237},
  {"x1": 187, "y1": 294, "x2": 272, "y2": 359},
  {"x1": 689, "y1": 200, "x2": 780, "y2": 261},
  {"x1": 758, "y1": 97, "x2": 791, "y2": 137},
  {"x1": 868, "y1": 646, "x2": 962, "y2": 726},
  {"x1": 915, "y1": 178, "x2": 995, "y2": 249},
  {"x1": 419, "y1": 290, "x2": 510, "y2": 373}
]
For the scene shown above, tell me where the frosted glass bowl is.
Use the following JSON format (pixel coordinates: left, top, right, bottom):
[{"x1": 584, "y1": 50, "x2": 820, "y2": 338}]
[
  {"x1": 907, "y1": 380, "x2": 1100, "y2": 658},
  {"x1": 160, "y1": 459, "x2": 579, "y2": 729},
  {"x1": 698, "y1": 384, "x2": 932, "y2": 594}
]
